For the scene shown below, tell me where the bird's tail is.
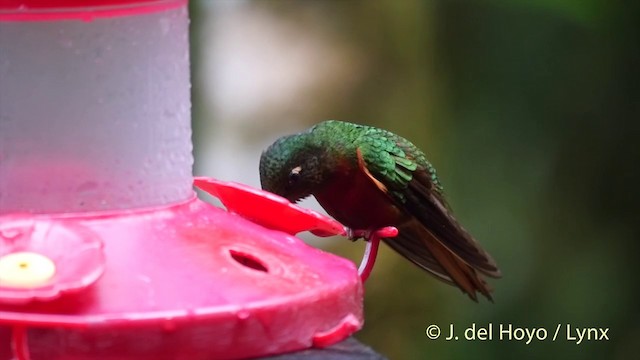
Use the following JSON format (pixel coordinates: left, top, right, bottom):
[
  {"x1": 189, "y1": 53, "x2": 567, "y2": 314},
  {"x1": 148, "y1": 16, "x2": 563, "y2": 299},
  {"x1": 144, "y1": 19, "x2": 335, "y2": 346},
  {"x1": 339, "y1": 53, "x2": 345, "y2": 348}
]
[{"x1": 383, "y1": 219, "x2": 496, "y2": 302}]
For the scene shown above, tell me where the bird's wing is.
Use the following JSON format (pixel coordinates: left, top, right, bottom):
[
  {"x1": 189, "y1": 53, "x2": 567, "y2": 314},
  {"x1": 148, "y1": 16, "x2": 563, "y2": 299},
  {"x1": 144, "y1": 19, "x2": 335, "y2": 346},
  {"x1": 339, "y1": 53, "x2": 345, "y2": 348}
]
[{"x1": 356, "y1": 131, "x2": 501, "y2": 282}]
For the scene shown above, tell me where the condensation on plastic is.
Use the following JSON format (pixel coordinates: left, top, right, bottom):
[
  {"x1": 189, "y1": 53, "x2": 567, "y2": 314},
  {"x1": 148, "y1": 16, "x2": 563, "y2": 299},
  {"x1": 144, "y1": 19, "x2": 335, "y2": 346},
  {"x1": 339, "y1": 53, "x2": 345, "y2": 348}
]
[{"x1": 0, "y1": 3, "x2": 192, "y2": 214}]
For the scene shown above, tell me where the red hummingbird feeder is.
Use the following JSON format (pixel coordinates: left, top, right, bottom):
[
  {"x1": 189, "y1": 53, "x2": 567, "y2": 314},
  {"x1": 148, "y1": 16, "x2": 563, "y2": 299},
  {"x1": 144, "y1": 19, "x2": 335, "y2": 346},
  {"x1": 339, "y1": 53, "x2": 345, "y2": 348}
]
[{"x1": 0, "y1": 1, "x2": 375, "y2": 359}]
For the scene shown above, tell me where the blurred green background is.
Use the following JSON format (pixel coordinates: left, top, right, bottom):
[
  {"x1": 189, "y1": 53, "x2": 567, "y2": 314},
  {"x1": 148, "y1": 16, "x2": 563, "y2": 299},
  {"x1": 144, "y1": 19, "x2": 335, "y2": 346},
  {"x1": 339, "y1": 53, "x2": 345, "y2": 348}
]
[{"x1": 190, "y1": 1, "x2": 639, "y2": 359}]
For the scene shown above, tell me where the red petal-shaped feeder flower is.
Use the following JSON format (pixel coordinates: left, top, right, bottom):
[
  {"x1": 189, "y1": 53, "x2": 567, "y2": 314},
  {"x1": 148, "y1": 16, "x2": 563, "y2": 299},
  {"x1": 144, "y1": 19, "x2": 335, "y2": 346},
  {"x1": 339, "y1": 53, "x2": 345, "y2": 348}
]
[
  {"x1": 0, "y1": 217, "x2": 105, "y2": 305},
  {"x1": 194, "y1": 177, "x2": 345, "y2": 237}
]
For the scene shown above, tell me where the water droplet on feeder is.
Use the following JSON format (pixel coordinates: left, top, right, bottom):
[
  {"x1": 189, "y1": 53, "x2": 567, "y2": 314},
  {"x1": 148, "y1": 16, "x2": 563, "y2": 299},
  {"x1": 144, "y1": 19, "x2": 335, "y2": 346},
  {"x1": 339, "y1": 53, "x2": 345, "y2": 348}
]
[
  {"x1": 162, "y1": 319, "x2": 177, "y2": 332},
  {"x1": 0, "y1": 228, "x2": 22, "y2": 241},
  {"x1": 76, "y1": 181, "x2": 98, "y2": 193},
  {"x1": 59, "y1": 39, "x2": 73, "y2": 49},
  {"x1": 237, "y1": 310, "x2": 250, "y2": 320}
]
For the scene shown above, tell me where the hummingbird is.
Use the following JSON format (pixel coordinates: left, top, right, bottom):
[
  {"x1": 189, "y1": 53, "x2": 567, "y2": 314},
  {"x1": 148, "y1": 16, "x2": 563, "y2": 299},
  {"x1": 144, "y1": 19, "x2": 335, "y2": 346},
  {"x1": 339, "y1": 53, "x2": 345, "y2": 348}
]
[{"x1": 259, "y1": 120, "x2": 501, "y2": 301}]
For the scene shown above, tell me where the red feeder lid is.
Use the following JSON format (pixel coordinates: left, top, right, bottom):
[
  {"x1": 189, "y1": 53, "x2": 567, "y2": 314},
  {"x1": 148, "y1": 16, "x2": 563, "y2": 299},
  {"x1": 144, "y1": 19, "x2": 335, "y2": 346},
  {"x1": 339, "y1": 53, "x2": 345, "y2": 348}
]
[{"x1": 0, "y1": 178, "x2": 363, "y2": 359}]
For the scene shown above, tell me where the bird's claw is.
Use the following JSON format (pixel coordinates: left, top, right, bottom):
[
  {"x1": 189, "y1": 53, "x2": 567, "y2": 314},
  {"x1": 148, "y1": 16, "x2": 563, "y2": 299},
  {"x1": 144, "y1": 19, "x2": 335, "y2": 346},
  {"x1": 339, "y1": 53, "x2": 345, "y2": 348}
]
[
  {"x1": 346, "y1": 228, "x2": 369, "y2": 242},
  {"x1": 346, "y1": 226, "x2": 398, "y2": 242}
]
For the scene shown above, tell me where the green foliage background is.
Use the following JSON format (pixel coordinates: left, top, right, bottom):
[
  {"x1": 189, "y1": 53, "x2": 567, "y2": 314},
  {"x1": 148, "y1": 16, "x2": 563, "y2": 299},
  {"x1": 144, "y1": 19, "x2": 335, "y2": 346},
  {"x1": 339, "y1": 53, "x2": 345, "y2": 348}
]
[{"x1": 191, "y1": 1, "x2": 639, "y2": 359}]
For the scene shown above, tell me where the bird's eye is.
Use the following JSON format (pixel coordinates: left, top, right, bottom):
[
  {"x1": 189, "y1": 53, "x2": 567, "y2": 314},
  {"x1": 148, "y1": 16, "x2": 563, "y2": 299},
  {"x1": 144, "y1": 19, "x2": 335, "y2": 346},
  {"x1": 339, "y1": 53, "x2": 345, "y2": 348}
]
[{"x1": 288, "y1": 166, "x2": 302, "y2": 185}]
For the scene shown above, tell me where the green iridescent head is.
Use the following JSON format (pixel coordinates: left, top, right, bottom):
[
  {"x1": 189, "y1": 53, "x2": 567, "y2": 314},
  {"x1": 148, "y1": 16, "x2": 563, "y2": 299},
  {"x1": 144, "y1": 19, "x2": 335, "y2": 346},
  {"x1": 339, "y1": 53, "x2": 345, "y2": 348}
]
[{"x1": 259, "y1": 133, "x2": 328, "y2": 203}]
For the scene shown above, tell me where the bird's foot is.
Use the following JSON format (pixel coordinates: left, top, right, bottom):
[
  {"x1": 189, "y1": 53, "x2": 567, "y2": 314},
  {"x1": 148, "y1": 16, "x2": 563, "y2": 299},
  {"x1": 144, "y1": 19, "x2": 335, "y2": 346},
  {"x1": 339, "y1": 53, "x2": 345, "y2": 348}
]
[
  {"x1": 346, "y1": 228, "x2": 368, "y2": 242},
  {"x1": 346, "y1": 227, "x2": 398, "y2": 242},
  {"x1": 350, "y1": 226, "x2": 398, "y2": 283}
]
